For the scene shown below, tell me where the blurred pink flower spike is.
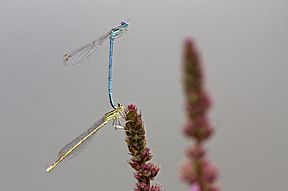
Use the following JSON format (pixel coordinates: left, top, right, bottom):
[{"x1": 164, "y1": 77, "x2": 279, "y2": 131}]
[{"x1": 180, "y1": 39, "x2": 220, "y2": 191}]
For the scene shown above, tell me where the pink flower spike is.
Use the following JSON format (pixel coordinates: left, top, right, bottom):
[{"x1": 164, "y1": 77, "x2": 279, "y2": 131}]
[
  {"x1": 180, "y1": 39, "x2": 220, "y2": 190},
  {"x1": 125, "y1": 105, "x2": 161, "y2": 190}
]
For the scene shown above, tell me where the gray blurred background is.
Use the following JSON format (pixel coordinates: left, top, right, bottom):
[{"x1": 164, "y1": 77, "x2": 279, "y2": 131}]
[{"x1": 0, "y1": 0, "x2": 287, "y2": 190}]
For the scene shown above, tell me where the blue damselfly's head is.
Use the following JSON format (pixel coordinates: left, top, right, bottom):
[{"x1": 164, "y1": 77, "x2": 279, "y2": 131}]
[
  {"x1": 121, "y1": 21, "x2": 129, "y2": 29},
  {"x1": 111, "y1": 21, "x2": 129, "y2": 39}
]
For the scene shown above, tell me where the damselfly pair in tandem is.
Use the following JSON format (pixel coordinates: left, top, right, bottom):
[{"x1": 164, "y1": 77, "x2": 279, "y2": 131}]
[{"x1": 46, "y1": 21, "x2": 129, "y2": 172}]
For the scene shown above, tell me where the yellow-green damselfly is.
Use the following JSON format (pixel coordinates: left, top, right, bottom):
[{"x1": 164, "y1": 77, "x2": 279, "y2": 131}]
[{"x1": 46, "y1": 103, "x2": 124, "y2": 172}]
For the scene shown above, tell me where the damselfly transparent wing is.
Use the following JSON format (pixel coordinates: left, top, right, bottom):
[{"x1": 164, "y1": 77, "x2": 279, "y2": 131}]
[
  {"x1": 57, "y1": 117, "x2": 107, "y2": 162},
  {"x1": 64, "y1": 31, "x2": 111, "y2": 66}
]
